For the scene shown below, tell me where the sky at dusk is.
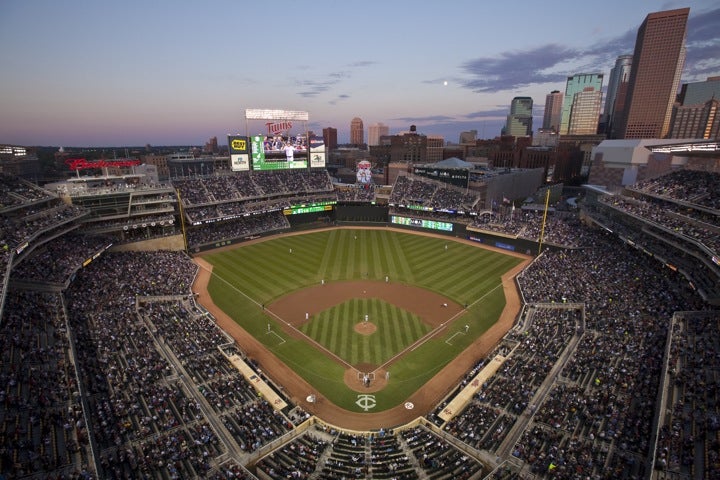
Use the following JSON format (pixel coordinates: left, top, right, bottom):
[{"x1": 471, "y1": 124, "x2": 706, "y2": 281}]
[{"x1": 1, "y1": 0, "x2": 719, "y2": 147}]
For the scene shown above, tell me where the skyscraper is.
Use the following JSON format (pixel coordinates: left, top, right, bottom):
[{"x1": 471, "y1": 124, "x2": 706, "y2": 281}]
[
  {"x1": 616, "y1": 8, "x2": 689, "y2": 139},
  {"x1": 367, "y1": 122, "x2": 389, "y2": 146},
  {"x1": 678, "y1": 76, "x2": 720, "y2": 106},
  {"x1": 350, "y1": 117, "x2": 364, "y2": 145},
  {"x1": 604, "y1": 55, "x2": 633, "y2": 131},
  {"x1": 668, "y1": 98, "x2": 720, "y2": 139},
  {"x1": 559, "y1": 73, "x2": 603, "y2": 135},
  {"x1": 322, "y1": 127, "x2": 338, "y2": 151},
  {"x1": 505, "y1": 97, "x2": 533, "y2": 137},
  {"x1": 567, "y1": 88, "x2": 603, "y2": 135},
  {"x1": 543, "y1": 90, "x2": 563, "y2": 132}
]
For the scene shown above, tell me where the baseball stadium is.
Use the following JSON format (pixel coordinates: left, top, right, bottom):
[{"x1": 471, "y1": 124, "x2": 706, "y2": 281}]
[{"x1": 0, "y1": 133, "x2": 719, "y2": 480}]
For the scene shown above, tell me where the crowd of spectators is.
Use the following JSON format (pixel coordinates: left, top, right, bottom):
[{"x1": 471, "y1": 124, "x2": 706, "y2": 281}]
[
  {"x1": 174, "y1": 170, "x2": 335, "y2": 245},
  {"x1": 440, "y1": 307, "x2": 582, "y2": 453},
  {"x1": 1, "y1": 167, "x2": 719, "y2": 479},
  {"x1": 335, "y1": 184, "x2": 377, "y2": 203},
  {"x1": 509, "y1": 230, "x2": 706, "y2": 478},
  {"x1": 654, "y1": 311, "x2": 720, "y2": 479},
  {"x1": 173, "y1": 170, "x2": 334, "y2": 207},
  {"x1": 584, "y1": 196, "x2": 720, "y2": 302},
  {"x1": 631, "y1": 169, "x2": 720, "y2": 210},
  {"x1": 0, "y1": 173, "x2": 55, "y2": 208},
  {"x1": 1, "y1": 203, "x2": 87, "y2": 252},
  {"x1": 390, "y1": 175, "x2": 479, "y2": 213},
  {"x1": 10, "y1": 233, "x2": 112, "y2": 285},
  {"x1": 58, "y1": 250, "x2": 278, "y2": 478},
  {"x1": 255, "y1": 423, "x2": 484, "y2": 479},
  {"x1": 0, "y1": 174, "x2": 90, "y2": 315},
  {"x1": 255, "y1": 432, "x2": 328, "y2": 478},
  {"x1": 186, "y1": 211, "x2": 289, "y2": 249},
  {"x1": 401, "y1": 425, "x2": 485, "y2": 478},
  {"x1": 596, "y1": 194, "x2": 719, "y2": 255},
  {"x1": 0, "y1": 290, "x2": 90, "y2": 479},
  {"x1": 471, "y1": 209, "x2": 592, "y2": 247}
]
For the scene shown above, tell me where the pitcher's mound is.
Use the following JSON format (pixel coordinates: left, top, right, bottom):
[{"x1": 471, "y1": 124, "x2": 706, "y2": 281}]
[{"x1": 354, "y1": 321, "x2": 376, "y2": 335}]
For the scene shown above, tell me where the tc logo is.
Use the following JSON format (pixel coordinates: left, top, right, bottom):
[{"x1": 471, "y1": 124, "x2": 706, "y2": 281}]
[{"x1": 356, "y1": 394, "x2": 376, "y2": 411}]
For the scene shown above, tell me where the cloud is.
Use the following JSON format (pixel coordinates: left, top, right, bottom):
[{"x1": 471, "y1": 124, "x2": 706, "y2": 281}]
[
  {"x1": 294, "y1": 60, "x2": 377, "y2": 98},
  {"x1": 458, "y1": 8, "x2": 719, "y2": 94},
  {"x1": 685, "y1": 7, "x2": 720, "y2": 80},
  {"x1": 464, "y1": 109, "x2": 509, "y2": 119},
  {"x1": 460, "y1": 45, "x2": 583, "y2": 93},
  {"x1": 295, "y1": 72, "x2": 348, "y2": 98},
  {"x1": 392, "y1": 115, "x2": 456, "y2": 123},
  {"x1": 347, "y1": 60, "x2": 378, "y2": 68},
  {"x1": 328, "y1": 94, "x2": 350, "y2": 106}
]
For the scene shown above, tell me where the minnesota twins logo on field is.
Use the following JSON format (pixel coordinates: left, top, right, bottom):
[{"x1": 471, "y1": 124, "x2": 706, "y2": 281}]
[{"x1": 356, "y1": 394, "x2": 376, "y2": 411}]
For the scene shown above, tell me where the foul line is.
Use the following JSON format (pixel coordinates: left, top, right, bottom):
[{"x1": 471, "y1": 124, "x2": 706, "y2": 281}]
[
  {"x1": 201, "y1": 261, "x2": 504, "y2": 377},
  {"x1": 378, "y1": 281, "x2": 504, "y2": 372},
  {"x1": 201, "y1": 264, "x2": 356, "y2": 372}
]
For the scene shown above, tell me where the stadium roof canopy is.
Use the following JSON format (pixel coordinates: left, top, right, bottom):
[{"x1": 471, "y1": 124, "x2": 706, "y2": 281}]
[{"x1": 417, "y1": 157, "x2": 476, "y2": 169}]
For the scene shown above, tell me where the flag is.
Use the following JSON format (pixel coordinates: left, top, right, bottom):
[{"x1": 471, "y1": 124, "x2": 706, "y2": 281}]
[{"x1": 503, "y1": 196, "x2": 510, "y2": 204}]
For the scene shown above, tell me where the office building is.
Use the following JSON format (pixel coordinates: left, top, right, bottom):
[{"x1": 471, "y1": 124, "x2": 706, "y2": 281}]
[
  {"x1": 368, "y1": 122, "x2": 389, "y2": 146},
  {"x1": 459, "y1": 130, "x2": 477, "y2": 144},
  {"x1": 616, "y1": 8, "x2": 689, "y2": 139},
  {"x1": 604, "y1": 55, "x2": 633, "y2": 131},
  {"x1": 322, "y1": 127, "x2": 338, "y2": 151},
  {"x1": 559, "y1": 73, "x2": 603, "y2": 135},
  {"x1": 505, "y1": 97, "x2": 533, "y2": 137},
  {"x1": 678, "y1": 77, "x2": 720, "y2": 106},
  {"x1": 568, "y1": 89, "x2": 603, "y2": 135},
  {"x1": 668, "y1": 98, "x2": 720, "y2": 139},
  {"x1": 543, "y1": 90, "x2": 563, "y2": 132},
  {"x1": 350, "y1": 117, "x2": 364, "y2": 145}
]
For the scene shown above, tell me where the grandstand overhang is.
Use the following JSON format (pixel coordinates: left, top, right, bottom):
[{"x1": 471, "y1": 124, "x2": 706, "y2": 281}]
[{"x1": 646, "y1": 140, "x2": 719, "y2": 155}]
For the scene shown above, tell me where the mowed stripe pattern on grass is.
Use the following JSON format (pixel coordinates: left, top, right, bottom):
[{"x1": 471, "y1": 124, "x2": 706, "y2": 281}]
[
  {"x1": 300, "y1": 298, "x2": 430, "y2": 366},
  {"x1": 206, "y1": 228, "x2": 520, "y2": 305},
  {"x1": 204, "y1": 228, "x2": 525, "y2": 411}
]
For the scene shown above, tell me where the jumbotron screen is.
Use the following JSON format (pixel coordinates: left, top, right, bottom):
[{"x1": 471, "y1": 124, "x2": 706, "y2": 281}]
[
  {"x1": 390, "y1": 215, "x2": 453, "y2": 232},
  {"x1": 251, "y1": 134, "x2": 308, "y2": 170}
]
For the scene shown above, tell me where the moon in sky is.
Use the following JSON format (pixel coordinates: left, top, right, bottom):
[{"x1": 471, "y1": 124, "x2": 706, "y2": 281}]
[{"x1": 443, "y1": 80, "x2": 448, "y2": 86}]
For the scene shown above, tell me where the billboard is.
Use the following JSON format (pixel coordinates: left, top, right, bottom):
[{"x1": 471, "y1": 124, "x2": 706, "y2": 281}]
[
  {"x1": 309, "y1": 138, "x2": 326, "y2": 168},
  {"x1": 228, "y1": 135, "x2": 250, "y2": 171},
  {"x1": 356, "y1": 160, "x2": 372, "y2": 183},
  {"x1": 282, "y1": 200, "x2": 336, "y2": 215},
  {"x1": 250, "y1": 134, "x2": 308, "y2": 170},
  {"x1": 245, "y1": 109, "x2": 312, "y2": 171},
  {"x1": 390, "y1": 215, "x2": 453, "y2": 232},
  {"x1": 412, "y1": 166, "x2": 469, "y2": 188}
]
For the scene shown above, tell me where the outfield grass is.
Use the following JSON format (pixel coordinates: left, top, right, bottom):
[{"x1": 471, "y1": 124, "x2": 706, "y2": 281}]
[{"x1": 204, "y1": 228, "x2": 523, "y2": 412}]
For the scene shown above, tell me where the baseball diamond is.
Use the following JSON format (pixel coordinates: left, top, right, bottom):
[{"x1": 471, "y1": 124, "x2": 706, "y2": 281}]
[{"x1": 194, "y1": 226, "x2": 529, "y2": 429}]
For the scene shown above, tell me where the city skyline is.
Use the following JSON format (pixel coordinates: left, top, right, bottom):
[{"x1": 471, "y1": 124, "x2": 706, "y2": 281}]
[{"x1": 1, "y1": 0, "x2": 719, "y2": 147}]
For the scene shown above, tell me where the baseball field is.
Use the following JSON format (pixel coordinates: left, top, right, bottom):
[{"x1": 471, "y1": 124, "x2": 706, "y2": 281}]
[{"x1": 198, "y1": 227, "x2": 526, "y2": 419}]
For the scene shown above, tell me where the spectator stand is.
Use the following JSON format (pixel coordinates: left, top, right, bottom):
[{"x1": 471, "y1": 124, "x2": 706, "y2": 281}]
[
  {"x1": 0, "y1": 289, "x2": 91, "y2": 479},
  {"x1": 652, "y1": 310, "x2": 720, "y2": 480}
]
